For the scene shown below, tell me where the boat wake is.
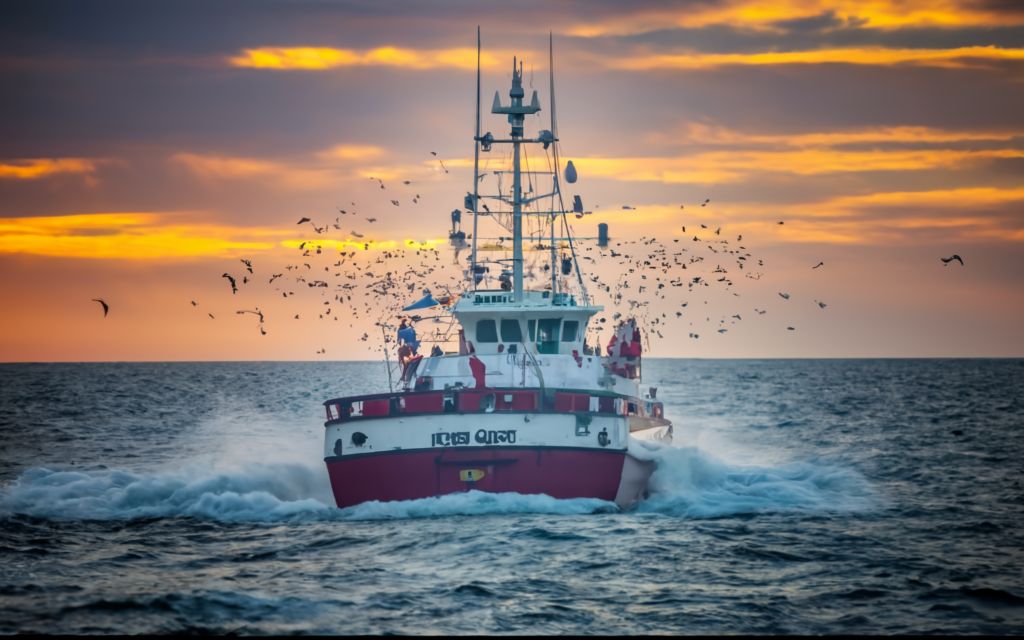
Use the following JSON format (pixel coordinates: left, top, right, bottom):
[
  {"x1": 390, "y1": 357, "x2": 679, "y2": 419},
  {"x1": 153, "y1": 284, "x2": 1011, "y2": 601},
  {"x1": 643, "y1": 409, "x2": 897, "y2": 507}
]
[
  {"x1": 0, "y1": 446, "x2": 874, "y2": 523},
  {"x1": 632, "y1": 441, "x2": 877, "y2": 517}
]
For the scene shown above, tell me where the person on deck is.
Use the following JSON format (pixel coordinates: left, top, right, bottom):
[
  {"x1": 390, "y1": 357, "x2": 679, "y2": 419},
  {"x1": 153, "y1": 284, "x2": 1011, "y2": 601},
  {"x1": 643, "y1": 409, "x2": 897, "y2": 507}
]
[{"x1": 397, "y1": 319, "x2": 420, "y2": 355}]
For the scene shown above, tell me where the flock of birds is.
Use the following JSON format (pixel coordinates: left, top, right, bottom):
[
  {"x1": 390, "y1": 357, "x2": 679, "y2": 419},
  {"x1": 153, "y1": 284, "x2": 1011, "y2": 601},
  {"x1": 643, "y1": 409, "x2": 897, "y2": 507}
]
[{"x1": 87, "y1": 154, "x2": 969, "y2": 359}]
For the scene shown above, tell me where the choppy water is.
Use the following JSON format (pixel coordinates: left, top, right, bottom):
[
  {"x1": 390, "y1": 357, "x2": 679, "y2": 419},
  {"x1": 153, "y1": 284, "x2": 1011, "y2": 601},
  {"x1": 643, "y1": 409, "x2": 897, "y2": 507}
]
[{"x1": 1, "y1": 359, "x2": 1022, "y2": 634}]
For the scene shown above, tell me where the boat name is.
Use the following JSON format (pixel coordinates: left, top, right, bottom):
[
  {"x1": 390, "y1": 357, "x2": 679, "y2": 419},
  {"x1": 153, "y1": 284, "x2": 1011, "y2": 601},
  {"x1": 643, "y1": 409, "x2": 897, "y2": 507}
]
[{"x1": 431, "y1": 429, "x2": 518, "y2": 447}]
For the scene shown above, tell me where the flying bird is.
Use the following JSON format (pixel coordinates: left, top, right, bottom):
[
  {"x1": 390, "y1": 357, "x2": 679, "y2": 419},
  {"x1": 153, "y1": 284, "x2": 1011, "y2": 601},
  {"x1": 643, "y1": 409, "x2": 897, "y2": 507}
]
[
  {"x1": 222, "y1": 273, "x2": 237, "y2": 294},
  {"x1": 297, "y1": 217, "x2": 311, "y2": 225},
  {"x1": 91, "y1": 298, "x2": 109, "y2": 317},
  {"x1": 778, "y1": 292, "x2": 790, "y2": 300},
  {"x1": 241, "y1": 258, "x2": 253, "y2": 274},
  {"x1": 941, "y1": 254, "x2": 964, "y2": 266},
  {"x1": 812, "y1": 261, "x2": 824, "y2": 269}
]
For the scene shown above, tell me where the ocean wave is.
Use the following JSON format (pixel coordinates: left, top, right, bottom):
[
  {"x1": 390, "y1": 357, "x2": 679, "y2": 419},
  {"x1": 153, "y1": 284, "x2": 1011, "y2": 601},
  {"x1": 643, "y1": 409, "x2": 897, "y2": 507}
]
[
  {"x1": 1, "y1": 443, "x2": 874, "y2": 523},
  {"x1": 0, "y1": 464, "x2": 614, "y2": 523},
  {"x1": 633, "y1": 442, "x2": 876, "y2": 517},
  {"x1": 0, "y1": 464, "x2": 332, "y2": 523}
]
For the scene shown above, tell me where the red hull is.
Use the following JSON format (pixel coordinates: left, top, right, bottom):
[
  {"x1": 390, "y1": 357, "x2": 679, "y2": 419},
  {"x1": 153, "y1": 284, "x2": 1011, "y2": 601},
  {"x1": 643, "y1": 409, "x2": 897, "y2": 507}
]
[{"x1": 325, "y1": 447, "x2": 627, "y2": 508}]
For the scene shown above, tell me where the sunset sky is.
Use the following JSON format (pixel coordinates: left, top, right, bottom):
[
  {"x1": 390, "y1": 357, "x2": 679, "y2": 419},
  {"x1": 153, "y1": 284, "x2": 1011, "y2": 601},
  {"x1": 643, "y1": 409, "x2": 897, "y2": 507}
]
[{"x1": 1, "y1": 0, "x2": 1022, "y2": 361}]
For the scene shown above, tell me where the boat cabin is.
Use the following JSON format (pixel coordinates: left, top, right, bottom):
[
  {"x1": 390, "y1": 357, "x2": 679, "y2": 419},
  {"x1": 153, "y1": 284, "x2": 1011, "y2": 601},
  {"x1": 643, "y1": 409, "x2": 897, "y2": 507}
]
[{"x1": 453, "y1": 289, "x2": 601, "y2": 356}]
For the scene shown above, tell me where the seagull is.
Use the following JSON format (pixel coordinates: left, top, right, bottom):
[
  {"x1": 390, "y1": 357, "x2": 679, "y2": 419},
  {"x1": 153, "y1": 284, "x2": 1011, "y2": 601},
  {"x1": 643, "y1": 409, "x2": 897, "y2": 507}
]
[
  {"x1": 815, "y1": 300, "x2": 827, "y2": 309},
  {"x1": 812, "y1": 261, "x2": 824, "y2": 269},
  {"x1": 778, "y1": 292, "x2": 790, "y2": 300},
  {"x1": 240, "y1": 258, "x2": 253, "y2": 274},
  {"x1": 940, "y1": 254, "x2": 964, "y2": 266},
  {"x1": 222, "y1": 273, "x2": 237, "y2": 294},
  {"x1": 190, "y1": 300, "x2": 197, "y2": 306},
  {"x1": 236, "y1": 308, "x2": 265, "y2": 323},
  {"x1": 297, "y1": 217, "x2": 311, "y2": 225},
  {"x1": 91, "y1": 298, "x2": 109, "y2": 317}
]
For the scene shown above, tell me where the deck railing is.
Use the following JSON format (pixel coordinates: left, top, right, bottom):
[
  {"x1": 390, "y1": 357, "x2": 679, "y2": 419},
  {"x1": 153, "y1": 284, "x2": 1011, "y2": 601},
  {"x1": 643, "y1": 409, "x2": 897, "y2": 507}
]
[{"x1": 323, "y1": 387, "x2": 662, "y2": 425}]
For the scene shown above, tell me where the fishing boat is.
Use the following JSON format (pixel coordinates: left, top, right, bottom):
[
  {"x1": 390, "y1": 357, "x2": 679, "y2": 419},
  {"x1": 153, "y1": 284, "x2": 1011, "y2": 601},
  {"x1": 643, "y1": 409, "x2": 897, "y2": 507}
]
[{"x1": 322, "y1": 32, "x2": 672, "y2": 509}]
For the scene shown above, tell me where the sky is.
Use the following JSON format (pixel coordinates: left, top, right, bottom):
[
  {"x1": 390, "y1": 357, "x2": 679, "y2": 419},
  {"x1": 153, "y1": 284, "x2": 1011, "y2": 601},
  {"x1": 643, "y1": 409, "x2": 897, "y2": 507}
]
[{"x1": 1, "y1": 0, "x2": 1022, "y2": 361}]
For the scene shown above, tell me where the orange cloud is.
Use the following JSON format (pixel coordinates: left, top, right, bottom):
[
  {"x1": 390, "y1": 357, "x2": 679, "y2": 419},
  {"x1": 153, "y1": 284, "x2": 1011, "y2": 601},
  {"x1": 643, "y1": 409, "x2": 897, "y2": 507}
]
[
  {"x1": 676, "y1": 123, "x2": 1024, "y2": 147},
  {"x1": 0, "y1": 213, "x2": 279, "y2": 259},
  {"x1": 0, "y1": 158, "x2": 98, "y2": 180},
  {"x1": 316, "y1": 144, "x2": 387, "y2": 161},
  {"x1": 568, "y1": 1, "x2": 1024, "y2": 36},
  {"x1": 565, "y1": 148, "x2": 1023, "y2": 184},
  {"x1": 229, "y1": 46, "x2": 513, "y2": 71},
  {"x1": 724, "y1": 187, "x2": 1024, "y2": 243},
  {"x1": 586, "y1": 186, "x2": 1024, "y2": 245},
  {"x1": 0, "y1": 212, "x2": 449, "y2": 259},
  {"x1": 170, "y1": 152, "x2": 338, "y2": 189},
  {"x1": 610, "y1": 46, "x2": 1024, "y2": 71},
  {"x1": 817, "y1": 186, "x2": 1024, "y2": 211}
]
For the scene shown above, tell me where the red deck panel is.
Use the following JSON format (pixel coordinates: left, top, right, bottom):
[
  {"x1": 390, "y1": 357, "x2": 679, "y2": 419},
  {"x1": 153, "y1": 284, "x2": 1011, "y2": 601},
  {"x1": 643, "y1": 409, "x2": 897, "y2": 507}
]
[
  {"x1": 554, "y1": 392, "x2": 590, "y2": 413},
  {"x1": 553, "y1": 392, "x2": 574, "y2": 412},
  {"x1": 362, "y1": 399, "x2": 391, "y2": 416},
  {"x1": 572, "y1": 394, "x2": 590, "y2": 412},
  {"x1": 458, "y1": 392, "x2": 483, "y2": 412},
  {"x1": 403, "y1": 393, "x2": 443, "y2": 413},
  {"x1": 510, "y1": 391, "x2": 537, "y2": 410}
]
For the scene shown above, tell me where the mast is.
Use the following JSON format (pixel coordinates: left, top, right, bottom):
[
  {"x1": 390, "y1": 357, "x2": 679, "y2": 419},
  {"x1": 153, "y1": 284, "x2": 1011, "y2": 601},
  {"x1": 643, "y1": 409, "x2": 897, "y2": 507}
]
[
  {"x1": 470, "y1": 26, "x2": 481, "y2": 291},
  {"x1": 548, "y1": 32, "x2": 558, "y2": 295},
  {"x1": 491, "y1": 57, "x2": 539, "y2": 303},
  {"x1": 511, "y1": 59, "x2": 525, "y2": 303}
]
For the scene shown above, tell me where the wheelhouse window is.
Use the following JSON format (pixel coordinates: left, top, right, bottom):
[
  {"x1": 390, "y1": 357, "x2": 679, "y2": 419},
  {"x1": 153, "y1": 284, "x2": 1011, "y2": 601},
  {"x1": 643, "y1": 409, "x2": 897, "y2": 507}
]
[
  {"x1": 537, "y1": 318, "x2": 561, "y2": 354},
  {"x1": 562, "y1": 320, "x2": 579, "y2": 342},
  {"x1": 500, "y1": 319, "x2": 523, "y2": 342},
  {"x1": 476, "y1": 319, "x2": 498, "y2": 343},
  {"x1": 528, "y1": 319, "x2": 536, "y2": 341}
]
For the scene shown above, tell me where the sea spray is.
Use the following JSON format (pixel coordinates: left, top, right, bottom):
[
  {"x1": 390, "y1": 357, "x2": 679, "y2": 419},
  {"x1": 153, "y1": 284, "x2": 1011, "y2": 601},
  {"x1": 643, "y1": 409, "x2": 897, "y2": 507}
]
[
  {"x1": 1, "y1": 443, "x2": 875, "y2": 523},
  {"x1": 632, "y1": 441, "x2": 877, "y2": 517},
  {"x1": 0, "y1": 465, "x2": 616, "y2": 523},
  {"x1": 0, "y1": 463, "x2": 331, "y2": 522}
]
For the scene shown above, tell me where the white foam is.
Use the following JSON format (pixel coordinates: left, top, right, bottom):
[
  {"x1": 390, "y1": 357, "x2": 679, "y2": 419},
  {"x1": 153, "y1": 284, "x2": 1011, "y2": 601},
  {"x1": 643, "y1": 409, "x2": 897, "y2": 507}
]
[
  {"x1": 339, "y1": 490, "x2": 615, "y2": 520},
  {"x1": 1, "y1": 443, "x2": 874, "y2": 523},
  {"x1": 635, "y1": 444, "x2": 876, "y2": 517},
  {"x1": 0, "y1": 464, "x2": 332, "y2": 523},
  {"x1": 0, "y1": 464, "x2": 616, "y2": 523}
]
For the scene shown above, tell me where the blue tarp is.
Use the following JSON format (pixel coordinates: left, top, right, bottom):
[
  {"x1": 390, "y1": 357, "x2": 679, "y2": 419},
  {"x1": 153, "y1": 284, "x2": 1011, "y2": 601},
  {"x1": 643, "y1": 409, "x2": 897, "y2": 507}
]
[{"x1": 402, "y1": 293, "x2": 440, "y2": 311}]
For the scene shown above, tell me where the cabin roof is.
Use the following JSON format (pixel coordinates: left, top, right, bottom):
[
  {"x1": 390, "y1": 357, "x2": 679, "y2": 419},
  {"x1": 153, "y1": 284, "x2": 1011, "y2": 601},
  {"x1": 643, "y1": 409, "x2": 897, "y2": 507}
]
[{"x1": 454, "y1": 289, "x2": 602, "y2": 316}]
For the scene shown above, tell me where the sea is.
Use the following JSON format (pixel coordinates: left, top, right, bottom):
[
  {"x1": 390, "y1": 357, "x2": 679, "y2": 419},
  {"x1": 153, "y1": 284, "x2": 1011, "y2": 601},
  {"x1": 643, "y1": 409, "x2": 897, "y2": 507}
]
[{"x1": 0, "y1": 359, "x2": 1022, "y2": 635}]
